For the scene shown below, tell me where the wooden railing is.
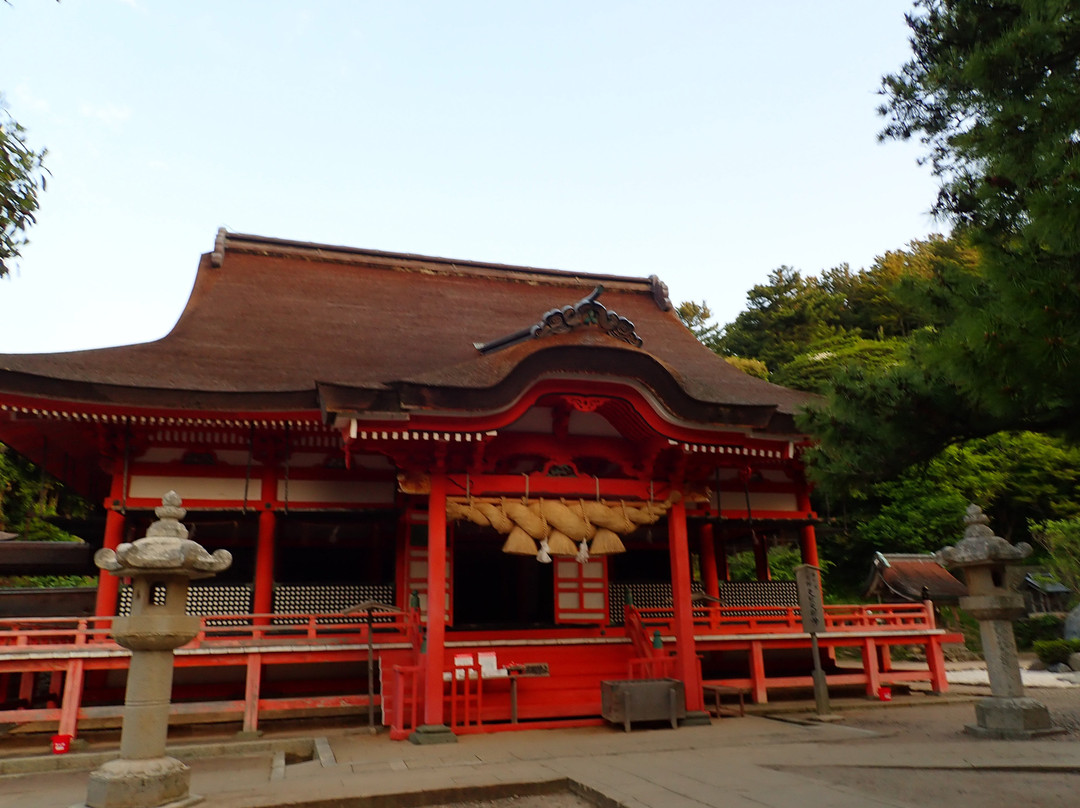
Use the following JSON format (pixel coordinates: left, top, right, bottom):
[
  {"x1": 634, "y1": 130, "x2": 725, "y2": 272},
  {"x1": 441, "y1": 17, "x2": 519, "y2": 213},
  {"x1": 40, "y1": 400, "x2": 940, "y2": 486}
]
[
  {"x1": 628, "y1": 656, "x2": 676, "y2": 679},
  {"x1": 624, "y1": 602, "x2": 675, "y2": 680},
  {"x1": 448, "y1": 661, "x2": 483, "y2": 731},
  {"x1": 389, "y1": 664, "x2": 421, "y2": 741},
  {"x1": 0, "y1": 611, "x2": 414, "y2": 651},
  {"x1": 623, "y1": 602, "x2": 654, "y2": 659},
  {"x1": 405, "y1": 608, "x2": 424, "y2": 652},
  {"x1": 626, "y1": 601, "x2": 936, "y2": 637},
  {"x1": 0, "y1": 617, "x2": 115, "y2": 648}
]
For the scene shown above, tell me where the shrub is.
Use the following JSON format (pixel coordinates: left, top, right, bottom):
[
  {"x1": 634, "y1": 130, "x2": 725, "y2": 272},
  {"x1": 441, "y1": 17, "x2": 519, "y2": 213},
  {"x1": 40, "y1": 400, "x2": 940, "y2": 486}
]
[
  {"x1": 1032, "y1": 638, "x2": 1080, "y2": 666},
  {"x1": 1015, "y1": 614, "x2": 1065, "y2": 650}
]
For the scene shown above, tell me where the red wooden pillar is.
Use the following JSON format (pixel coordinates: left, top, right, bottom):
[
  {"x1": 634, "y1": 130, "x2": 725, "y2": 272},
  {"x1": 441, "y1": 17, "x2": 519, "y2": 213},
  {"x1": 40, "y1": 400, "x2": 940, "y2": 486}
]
[
  {"x1": 753, "y1": 533, "x2": 770, "y2": 581},
  {"x1": 927, "y1": 637, "x2": 948, "y2": 694},
  {"x1": 699, "y1": 522, "x2": 719, "y2": 601},
  {"x1": 241, "y1": 653, "x2": 262, "y2": 737},
  {"x1": 668, "y1": 497, "x2": 704, "y2": 714},
  {"x1": 797, "y1": 488, "x2": 820, "y2": 567},
  {"x1": 861, "y1": 637, "x2": 881, "y2": 697},
  {"x1": 58, "y1": 658, "x2": 85, "y2": 739},
  {"x1": 94, "y1": 470, "x2": 127, "y2": 618},
  {"x1": 423, "y1": 471, "x2": 449, "y2": 727},
  {"x1": 749, "y1": 640, "x2": 767, "y2": 703},
  {"x1": 253, "y1": 467, "x2": 277, "y2": 621},
  {"x1": 18, "y1": 672, "x2": 34, "y2": 704}
]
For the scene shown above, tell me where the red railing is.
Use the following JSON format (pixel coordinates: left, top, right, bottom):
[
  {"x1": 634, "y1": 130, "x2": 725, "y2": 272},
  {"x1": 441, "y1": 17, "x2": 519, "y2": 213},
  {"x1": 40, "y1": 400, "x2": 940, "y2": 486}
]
[
  {"x1": 405, "y1": 608, "x2": 424, "y2": 652},
  {"x1": 624, "y1": 603, "x2": 675, "y2": 679},
  {"x1": 623, "y1": 602, "x2": 653, "y2": 659},
  {"x1": 628, "y1": 655, "x2": 676, "y2": 679},
  {"x1": 628, "y1": 601, "x2": 935, "y2": 637},
  {"x1": 0, "y1": 611, "x2": 413, "y2": 651},
  {"x1": 0, "y1": 617, "x2": 115, "y2": 648},
  {"x1": 389, "y1": 664, "x2": 421, "y2": 741},
  {"x1": 448, "y1": 661, "x2": 483, "y2": 731}
]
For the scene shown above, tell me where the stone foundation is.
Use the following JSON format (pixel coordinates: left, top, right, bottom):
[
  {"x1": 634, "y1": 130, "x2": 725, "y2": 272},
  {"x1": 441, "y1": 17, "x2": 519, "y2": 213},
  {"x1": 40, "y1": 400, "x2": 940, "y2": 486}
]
[
  {"x1": 965, "y1": 696, "x2": 1061, "y2": 740},
  {"x1": 83, "y1": 757, "x2": 201, "y2": 808}
]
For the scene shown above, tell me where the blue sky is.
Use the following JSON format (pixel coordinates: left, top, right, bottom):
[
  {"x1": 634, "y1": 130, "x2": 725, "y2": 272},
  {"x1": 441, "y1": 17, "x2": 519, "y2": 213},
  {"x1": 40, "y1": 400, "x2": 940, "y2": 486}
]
[{"x1": 0, "y1": 1, "x2": 942, "y2": 354}]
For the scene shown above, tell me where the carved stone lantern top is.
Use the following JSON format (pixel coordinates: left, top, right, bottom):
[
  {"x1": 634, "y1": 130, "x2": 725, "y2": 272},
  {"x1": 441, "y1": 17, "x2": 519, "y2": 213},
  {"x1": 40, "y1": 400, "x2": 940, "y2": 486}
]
[
  {"x1": 95, "y1": 491, "x2": 232, "y2": 579},
  {"x1": 937, "y1": 504, "x2": 1032, "y2": 569}
]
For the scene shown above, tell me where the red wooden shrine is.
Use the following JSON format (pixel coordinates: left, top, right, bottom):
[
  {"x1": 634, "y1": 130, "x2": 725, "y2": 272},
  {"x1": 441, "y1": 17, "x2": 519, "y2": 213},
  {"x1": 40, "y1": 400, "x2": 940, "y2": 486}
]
[{"x1": 0, "y1": 232, "x2": 958, "y2": 740}]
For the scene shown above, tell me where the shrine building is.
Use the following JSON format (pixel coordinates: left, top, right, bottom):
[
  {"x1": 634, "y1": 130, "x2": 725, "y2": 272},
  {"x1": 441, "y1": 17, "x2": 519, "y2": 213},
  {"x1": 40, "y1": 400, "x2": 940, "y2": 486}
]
[{"x1": 0, "y1": 231, "x2": 958, "y2": 740}]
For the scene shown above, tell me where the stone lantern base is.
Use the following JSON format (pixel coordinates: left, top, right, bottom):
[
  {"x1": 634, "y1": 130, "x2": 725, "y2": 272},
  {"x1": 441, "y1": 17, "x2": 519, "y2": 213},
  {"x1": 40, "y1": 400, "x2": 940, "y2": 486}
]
[
  {"x1": 79, "y1": 755, "x2": 202, "y2": 808},
  {"x1": 965, "y1": 696, "x2": 1061, "y2": 740}
]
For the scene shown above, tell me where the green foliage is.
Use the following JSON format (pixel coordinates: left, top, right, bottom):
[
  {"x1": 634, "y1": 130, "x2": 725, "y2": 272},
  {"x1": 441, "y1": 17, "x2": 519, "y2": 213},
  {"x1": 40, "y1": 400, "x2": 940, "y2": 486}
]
[
  {"x1": 772, "y1": 334, "x2": 905, "y2": 394},
  {"x1": 0, "y1": 445, "x2": 91, "y2": 588},
  {"x1": 0, "y1": 445, "x2": 89, "y2": 540},
  {"x1": 0, "y1": 95, "x2": 47, "y2": 277},
  {"x1": 1015, "y1": 614, "x2": 1065, "y2": 651},
  {"x1": 880, "y1": 0, "x2": 1080, "y2": 244},
  {"x1": 717, "y1": 267, "x2": 844, "y2": 370},
  {"x1": 814, "y1": 431, "x2": 1080, "y2": 592},
  {"x1": 876, "y1": 0, "x2": 1080, "y2": 448},
  {"x1": 722, "y1": 355, "x2": 768, "y2": 380},
  {"x1": 1, "y1": 574, "x2": 96, "y2": 589},
  {"x1": 716, "y1": 238, "x2": 968, "y2": 377},
  {"x1": 1030, "y1": 517, "x2": 1080, "y2": 595},
  {"x1": 793, "y1": 238, "x2": 997, "y2": 489},
  {"x1": 676, "y1": 301, "x2": 723, "y2": 353},
  {"x1": 1033, "y1": 638, "x2": 1080, "y2": 666},
  {"x1": 850, "y1": 473, "x2": 968, "y2": 555},
  {"x1": 857, "y1": 432, "x2": 1080, "y2": 549},
  {"x1": 727, "y1": 543, "x2": 827, "y2": 583},
  {"x1": 799, "y1": 354, "x2": 999, "y2": 492}
]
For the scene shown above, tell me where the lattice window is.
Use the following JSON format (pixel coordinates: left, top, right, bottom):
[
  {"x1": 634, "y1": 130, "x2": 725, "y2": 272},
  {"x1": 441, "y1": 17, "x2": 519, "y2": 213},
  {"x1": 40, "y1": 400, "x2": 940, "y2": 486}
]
[
  {"x1": 118, "y1": 583, "x2": 254, "y2": 625},
  {"x1": 607, "y1": 580, "x2": 798, "y2": 623},
  {"x1": 608, "y1": 582, "x2": 702, "y2": 624},
  {"x1": 554, "y1": 558, "x2": 608, "y2": 624},
  {"x1": 272, "y1": 584, "x2": 395, "y2": 624},
  {"x1": 719, "y1": 581, "x2": 798, "y2": 616}
]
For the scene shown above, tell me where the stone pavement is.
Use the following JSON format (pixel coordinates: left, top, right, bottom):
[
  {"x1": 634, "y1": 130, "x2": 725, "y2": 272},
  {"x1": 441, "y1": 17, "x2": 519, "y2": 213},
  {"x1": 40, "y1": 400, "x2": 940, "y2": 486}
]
[{"x1": 4, "y1": 694, "x2": 1080, "y2": 808}]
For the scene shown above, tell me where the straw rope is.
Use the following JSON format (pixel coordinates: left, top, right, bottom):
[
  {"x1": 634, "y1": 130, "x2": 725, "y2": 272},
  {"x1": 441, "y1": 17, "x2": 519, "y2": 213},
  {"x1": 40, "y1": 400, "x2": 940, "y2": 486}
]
[{"x1": 445, "y1": 493, "x2": 679, "y2": 558}]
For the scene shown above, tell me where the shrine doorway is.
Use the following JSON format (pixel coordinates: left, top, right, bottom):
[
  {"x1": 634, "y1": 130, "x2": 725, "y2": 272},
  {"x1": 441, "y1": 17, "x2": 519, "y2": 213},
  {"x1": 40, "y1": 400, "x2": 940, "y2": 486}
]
[{"x1": 452, "y1": 525, "x2": 555, "y2": 629}]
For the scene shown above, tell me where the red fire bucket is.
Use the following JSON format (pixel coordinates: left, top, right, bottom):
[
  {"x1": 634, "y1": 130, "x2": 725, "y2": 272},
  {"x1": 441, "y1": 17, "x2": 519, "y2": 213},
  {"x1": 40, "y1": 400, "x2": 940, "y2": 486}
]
[
  {"x1": 877, "y1": 686, "x2": 893, "y2": 702},
  {"x1": 51, "y1": 734, "x2": 72, "y2": 754}
]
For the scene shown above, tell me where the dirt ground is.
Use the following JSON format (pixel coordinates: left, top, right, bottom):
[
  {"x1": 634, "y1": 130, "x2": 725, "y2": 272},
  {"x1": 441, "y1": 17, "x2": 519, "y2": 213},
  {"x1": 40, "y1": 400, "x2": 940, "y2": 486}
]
[
  {"x1": 772, "y1": 686, "x2": 1080, "y2": 808},
  {"x1": 427, "y1": 796, "x2": 593, "y2": 808},
  {"x1": 415, "y1": 687, "x2": 1080, "y2": 808},
  {"x1": 836, "y1": 684, "x2": 1080, "y2": 741}
]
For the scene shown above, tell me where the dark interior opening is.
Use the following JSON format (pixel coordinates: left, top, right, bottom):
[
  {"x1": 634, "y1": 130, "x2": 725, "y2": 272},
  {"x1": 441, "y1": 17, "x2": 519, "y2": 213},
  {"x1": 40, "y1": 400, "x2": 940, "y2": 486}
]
[
  {"x1": 452, "y1": 526, "x2": 554, "y2": 629},
  {"x1": 274, "y1": 511, "x2": 398, "y2": 584}
]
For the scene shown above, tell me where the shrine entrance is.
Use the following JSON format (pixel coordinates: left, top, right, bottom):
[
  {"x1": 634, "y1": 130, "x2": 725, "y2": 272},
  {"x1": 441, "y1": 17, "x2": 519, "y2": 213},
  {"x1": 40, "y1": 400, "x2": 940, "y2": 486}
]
[{"x1": 452, "y1": 525, "x2": 555, "y2": 629}]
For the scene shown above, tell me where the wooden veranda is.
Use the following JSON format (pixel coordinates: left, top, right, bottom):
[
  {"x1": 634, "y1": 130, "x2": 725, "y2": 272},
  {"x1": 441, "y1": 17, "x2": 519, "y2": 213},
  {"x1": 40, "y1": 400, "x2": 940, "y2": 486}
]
[{"x1": 0, "y1": 598, "x2": 958, "y2": 741}]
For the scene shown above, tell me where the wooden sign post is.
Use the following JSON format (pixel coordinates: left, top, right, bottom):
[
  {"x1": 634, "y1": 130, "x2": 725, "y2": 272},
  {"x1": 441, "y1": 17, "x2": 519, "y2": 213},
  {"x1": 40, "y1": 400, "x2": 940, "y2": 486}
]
[{"x1": 795, "y1": 564, "x2": 832, "y2": 718}]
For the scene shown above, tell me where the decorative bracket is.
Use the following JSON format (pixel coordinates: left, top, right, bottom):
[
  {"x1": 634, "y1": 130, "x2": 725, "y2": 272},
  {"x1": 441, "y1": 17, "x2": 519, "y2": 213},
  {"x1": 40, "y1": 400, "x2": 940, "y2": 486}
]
[
  {"x1": 531, "y1": 286, "x2": 643, "y2": 348},
  {"x1": 475, "y1": 285, "x2": 643, "y2": 354}
]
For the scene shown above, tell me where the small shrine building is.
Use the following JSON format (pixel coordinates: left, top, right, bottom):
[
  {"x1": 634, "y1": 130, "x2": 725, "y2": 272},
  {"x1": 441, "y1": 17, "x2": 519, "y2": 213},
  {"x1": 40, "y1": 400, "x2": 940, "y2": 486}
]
[{"x1": 0, "y1": 232, "x2": 956, "y2": 739}]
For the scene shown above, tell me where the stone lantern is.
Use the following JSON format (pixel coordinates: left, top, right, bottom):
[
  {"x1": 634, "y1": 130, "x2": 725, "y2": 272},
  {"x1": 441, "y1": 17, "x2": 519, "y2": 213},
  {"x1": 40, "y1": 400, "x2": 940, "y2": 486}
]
[
  {"x1": 82, "y1": 492, "x2": 232, "y2": 808},
  {"x1": 938, "y1": 504, "x2": 1054, "y2": 739}
]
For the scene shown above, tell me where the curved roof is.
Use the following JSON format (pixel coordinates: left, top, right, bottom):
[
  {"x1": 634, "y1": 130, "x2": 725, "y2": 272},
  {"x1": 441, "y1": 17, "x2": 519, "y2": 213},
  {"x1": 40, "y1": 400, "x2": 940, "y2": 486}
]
[
  {"x1": 0, "y1": 232, "x2": 812, "y2": 432},
  {"x1": 866, "y1": 553, "x2": 968, "y2": 603}
]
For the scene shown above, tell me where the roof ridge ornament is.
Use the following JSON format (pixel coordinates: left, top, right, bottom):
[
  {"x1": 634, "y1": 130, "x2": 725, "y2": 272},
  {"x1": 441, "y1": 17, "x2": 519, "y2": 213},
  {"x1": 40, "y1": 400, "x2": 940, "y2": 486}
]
[
  {"x1": 211, "y1": 227, "x2": 227, "y2": 267},
  {"x1": 475, "y1": 285, "x2": 643, "y2": 355}
]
